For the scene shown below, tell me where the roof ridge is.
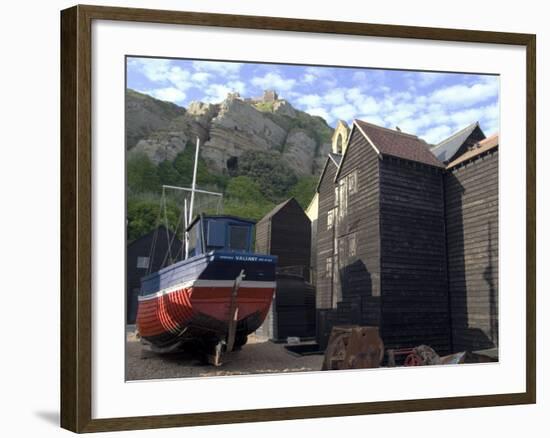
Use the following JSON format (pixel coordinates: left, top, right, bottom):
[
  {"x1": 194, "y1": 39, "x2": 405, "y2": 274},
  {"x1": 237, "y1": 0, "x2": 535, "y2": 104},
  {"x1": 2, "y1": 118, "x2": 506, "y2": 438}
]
[
  {"x1": 355, "y1": 119, "x2": 422, "y2": 141},
  {"x1": 432, "y1": 121, "x2": 479, "y2": 150}
]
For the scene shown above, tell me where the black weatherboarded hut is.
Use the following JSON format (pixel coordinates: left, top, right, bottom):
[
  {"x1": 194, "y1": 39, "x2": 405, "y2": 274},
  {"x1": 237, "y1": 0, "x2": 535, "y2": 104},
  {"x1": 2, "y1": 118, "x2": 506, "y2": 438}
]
[
  {"x1": 255, "y1": 198, "x2": 311, "y2": 279},
  {"x1": 126, "y1": 226, "x2": 181, "y2": 324},
  {"x1": 316, "y1": 120, "x2": 451, "y2": 353},
  {"x1": 314, "y1": 119, "x2": 499, "y2": 357},
  {"x1": 444, "y1": 135, "x2": 499, "y2": 353},
  {"x1": 255, "y1": 198, "x2": 315, "y2": 340}
]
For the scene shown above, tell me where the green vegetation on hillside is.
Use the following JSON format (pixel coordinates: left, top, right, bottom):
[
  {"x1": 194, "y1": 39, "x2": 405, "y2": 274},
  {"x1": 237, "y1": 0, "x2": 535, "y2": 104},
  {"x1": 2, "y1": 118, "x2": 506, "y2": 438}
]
[
  {"x1": 126, "y1": 146, "x2": 318, "y2": 241},
  {"x1": 236, "y1": 150, "x2": 298, "y2": 201}
]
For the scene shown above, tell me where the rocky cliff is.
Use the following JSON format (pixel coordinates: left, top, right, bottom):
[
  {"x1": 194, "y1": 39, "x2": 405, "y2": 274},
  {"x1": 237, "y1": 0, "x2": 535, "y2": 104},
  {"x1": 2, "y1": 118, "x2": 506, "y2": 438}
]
[{"x1": 126, "y1": 89, "x2": 333, "y2": 177}]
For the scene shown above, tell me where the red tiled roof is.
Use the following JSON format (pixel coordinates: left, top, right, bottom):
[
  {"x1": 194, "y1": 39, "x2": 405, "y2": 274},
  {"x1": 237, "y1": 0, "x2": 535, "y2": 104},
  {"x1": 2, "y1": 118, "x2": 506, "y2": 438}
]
[{"x1": 354, "y1": 119, "x2": 444, "y2": 168}]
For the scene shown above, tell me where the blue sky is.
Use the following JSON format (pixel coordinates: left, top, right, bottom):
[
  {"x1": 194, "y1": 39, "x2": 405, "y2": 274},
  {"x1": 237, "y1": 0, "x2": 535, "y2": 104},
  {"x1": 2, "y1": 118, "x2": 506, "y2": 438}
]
[{"x1": 127, "y1": 57, "x2": 499, "y2": 145}]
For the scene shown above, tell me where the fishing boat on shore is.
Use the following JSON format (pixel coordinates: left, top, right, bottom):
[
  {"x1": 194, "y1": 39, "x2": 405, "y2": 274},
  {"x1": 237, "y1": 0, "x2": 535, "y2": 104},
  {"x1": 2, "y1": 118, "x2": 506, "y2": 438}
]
[{"x1": 135, "y1": 139, "x2": 277, "y2": 363}]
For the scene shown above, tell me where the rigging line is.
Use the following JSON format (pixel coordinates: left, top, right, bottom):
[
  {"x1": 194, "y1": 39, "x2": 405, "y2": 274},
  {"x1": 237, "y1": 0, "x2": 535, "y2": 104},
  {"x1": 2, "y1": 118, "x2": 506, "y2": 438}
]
[
  {"x1": 162, "y1": 189, "x2": 173, "y2": 265},
  {"x1": 160, "y1": 197, "x2": 186, "y2": 268},
  {"x1": 146, "y1": 191, "x2": 165, "y2": 275}
]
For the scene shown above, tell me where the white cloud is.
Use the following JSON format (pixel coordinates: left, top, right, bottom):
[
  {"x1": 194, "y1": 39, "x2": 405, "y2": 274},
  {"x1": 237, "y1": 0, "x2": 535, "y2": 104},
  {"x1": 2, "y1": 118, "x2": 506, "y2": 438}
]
[
  {"x1": 192, "y1": 61, "x2": 242, "y2": 76},
  {"x1": 228, "y1": 80, "x2": 247, "y2": 94},
  {"x1": 130, "y1": 58, "x2": 172, "y2": 82},
  {"x1": 141, "y1": 87, "x2": 186, "y2": 104},
  {"x1": 191, "y1": 72, "x2": 212, "y2": 84},
  {"x1": 357, "y1": 114, "x2": 386, "y2": 127},
  {"x1": 203, "y1": 85, "x2": 230, "y2": 103},
  {"x1": 331, "y1": 104, "x2": 358, "y2": 121},
  {"x1": 301, "y1": 73, "x2": 317, "y2": 84},
  {"x1": 306, "y1": 107, "x2": 333, "y2": 124},
  {"x1": 420, "y1": 125, "x2": 454, "y2": 144},
  {"x1": 129, "y1": 58, "x2": 194, "y2": 92},
  {"x1": 417, "y1": 72, "x2": 446, "y2": 87},
  {"x1": 324, "y1": 89, "x2": 347, "y2": 106},
  {"x1": 296, "y1": 94, "x2": 322, "y2": 107},
  {"x1": 429, "y1": 79, "x2": 499, "y2": 108},
  {"x1": 251, "y1": 72, "x2": 296, "y2": 91},
  {"x1": 166, "y1": 67, "x2": 193, "y2": 90}
]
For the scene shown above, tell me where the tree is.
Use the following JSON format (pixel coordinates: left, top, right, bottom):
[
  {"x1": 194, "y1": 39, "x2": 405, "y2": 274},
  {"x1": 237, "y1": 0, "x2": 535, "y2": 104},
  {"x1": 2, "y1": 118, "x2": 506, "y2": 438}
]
[
  {"x1": 237, "y1": 150, "x2": 298, "y2": 202},
  {"x1": 289, "y1": 176, "x2": 317, "y2": 209},
  {"x1": 127, "y1": 196, "x2": 180, "y2": 241},
  {"x1": 127, "y1": 152, "x2": 160, "y2": 194}
]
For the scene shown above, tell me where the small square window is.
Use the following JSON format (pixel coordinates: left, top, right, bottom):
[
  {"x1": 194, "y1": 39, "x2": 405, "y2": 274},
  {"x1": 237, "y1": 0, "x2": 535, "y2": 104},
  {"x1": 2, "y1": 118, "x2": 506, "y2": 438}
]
[
  {"x1": 348, "y1": 170, "x2": 358, "y2": 194},
  {"x1": 136, "y1": 256, "x2": 150, "y2": 269}
]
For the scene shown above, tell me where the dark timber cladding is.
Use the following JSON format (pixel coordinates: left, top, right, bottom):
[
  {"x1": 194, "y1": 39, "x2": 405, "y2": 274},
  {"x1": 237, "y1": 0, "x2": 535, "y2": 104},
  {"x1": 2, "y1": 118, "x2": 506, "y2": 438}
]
[
  {"x1": 444, "y1": 135, "x2": 499, "y2": 352},
  {"x1": 315, "y1": 119, "x2": 456, "y2": 353},
  {"x1": 357, "y1": 120, "x2": 450, "y2": 353},
  {"x1": 255, "y1": 198, "x2": 314, "y2": 341},
  {"x1": 126, "y1": 226, "x2": 181, "y2": 323},
  {"x1": 255, "y1": 198, "x2": 311, "y2": 278},
  {"x1": 379, "y1": 156, "x2": 450, "y2": 353},
  {"x1": 315, "y1": 129, "x2": 381, "y2": 349}
]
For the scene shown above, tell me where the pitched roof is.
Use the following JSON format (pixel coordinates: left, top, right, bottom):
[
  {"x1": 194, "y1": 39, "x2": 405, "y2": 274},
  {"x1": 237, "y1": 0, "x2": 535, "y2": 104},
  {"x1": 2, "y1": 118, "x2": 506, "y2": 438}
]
[
  {"x1": 354, "y1": 119, "x2": 444, "y2": 168},
  {"x1": 431, "y1": 122, "x2": 482, "y2": 163},
  {"x1": 257, "y1": 198, "x2": 299, "y2": 224},
  {"x1": 446, "y1": 134, "x2": 499, "y2": 169},
  {"x1": 316, "y1": 152, "x2": 342, "y2": 192},
  {"x1": 328, "y1": 152, "x2": 342, "y2": 166}
]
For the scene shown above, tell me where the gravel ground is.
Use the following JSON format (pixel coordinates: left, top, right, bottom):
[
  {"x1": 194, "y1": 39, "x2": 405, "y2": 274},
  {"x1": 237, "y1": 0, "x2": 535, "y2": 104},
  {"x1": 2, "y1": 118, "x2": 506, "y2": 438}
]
[{"x1": 126, "y1": 328, "x2": 324, "y2": 381}]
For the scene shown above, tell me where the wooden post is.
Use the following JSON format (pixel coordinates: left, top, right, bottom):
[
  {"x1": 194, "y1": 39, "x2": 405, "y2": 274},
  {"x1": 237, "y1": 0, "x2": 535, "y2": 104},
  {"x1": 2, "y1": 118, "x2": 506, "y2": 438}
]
[{"x1": 226, "y1": 270, "x2": 245, "y2": 352}]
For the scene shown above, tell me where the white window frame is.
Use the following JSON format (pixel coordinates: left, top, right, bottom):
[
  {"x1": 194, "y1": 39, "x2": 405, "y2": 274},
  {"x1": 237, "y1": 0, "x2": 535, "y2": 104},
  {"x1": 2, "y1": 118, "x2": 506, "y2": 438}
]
[
  {"x1": 327, "y1": 209, "x2": 334, "y2": 230},
  {"x1": 325, "y1": 256, "x2": 333, "y2": 279},
  {"x1": 349, "y1": 233, "x2": 357, "y2": 257}
]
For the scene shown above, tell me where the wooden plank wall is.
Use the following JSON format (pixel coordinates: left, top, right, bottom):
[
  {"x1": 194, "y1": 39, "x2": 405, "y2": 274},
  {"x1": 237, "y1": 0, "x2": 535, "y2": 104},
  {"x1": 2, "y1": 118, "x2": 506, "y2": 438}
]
[
  {"x1": 379, "y1": 157, "x2": 451, "y2": 354},
  {"x1": 126, "y1": 228, "x2": 181, "y2": 324},
  {"x1": 270, "y1": 200, "x2": 311, "y2": 278},
  {"x1": 254, "y1": 219, "x2": 270, "y2": 255},
  {"x1": 315, "y1": 131, "x2": 381, "y2": 348},
  {"x1": 336, "y1": 133, "x2": 381, "y2": 322},
  {"x1": 445, "y1": 150, "x2": 499, "y2": 352},
  {"x1": 310, "y1": 217, "x2": 318, "y2": 285},
  {"x1": 315, "y1": 161, "x2": 338, "y2": 310}
]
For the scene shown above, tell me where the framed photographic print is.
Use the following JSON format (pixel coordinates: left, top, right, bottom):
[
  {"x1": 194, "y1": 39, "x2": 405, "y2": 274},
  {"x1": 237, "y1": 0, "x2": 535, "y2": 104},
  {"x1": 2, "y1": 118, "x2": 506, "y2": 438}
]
[{"x1": 60, "y1": 4, "x2": 536, "y2": 433}]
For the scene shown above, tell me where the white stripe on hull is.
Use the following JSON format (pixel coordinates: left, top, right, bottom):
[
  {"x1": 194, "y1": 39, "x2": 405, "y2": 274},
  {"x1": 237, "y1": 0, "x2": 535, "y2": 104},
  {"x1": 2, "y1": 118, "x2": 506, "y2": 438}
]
[{"x1": 138, "y1": 279, "x2": 277, "y2": 302}]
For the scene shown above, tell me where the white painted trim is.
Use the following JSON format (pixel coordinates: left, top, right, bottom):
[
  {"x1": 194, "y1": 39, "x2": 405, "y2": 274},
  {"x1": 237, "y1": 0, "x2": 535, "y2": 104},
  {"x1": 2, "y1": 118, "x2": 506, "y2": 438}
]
[
  {"x1": 137, "y1": 279, "x2": 277, "y2": 301},
  {"x1": 353, "y1": 120, "x2": 382, "y2": 156},
  {"x1": 334, "y1": 121, "x2": 382, "y2": 182}
]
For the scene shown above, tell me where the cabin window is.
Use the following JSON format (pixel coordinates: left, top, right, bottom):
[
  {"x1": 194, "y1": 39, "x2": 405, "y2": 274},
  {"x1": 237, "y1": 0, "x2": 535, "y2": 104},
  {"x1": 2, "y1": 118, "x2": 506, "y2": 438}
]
[
  {"x1": 327, "y1": 209, "x2": 334, "y2": 230},
  {"x1": 207, "y1": 220, "x2": 225, "y2": 248},
  {"x1": 136, "y1": 256, "x2": 150, "y2": 269},
  {"x1": 229, "y1": 225, "x2": 249, "y2": 252},
  {"x1": 187, "y1": 225, "x2": 198, "y2": 256},
  {"x1": 334, "y1": 186, "x2": 339, "y2": 206}
]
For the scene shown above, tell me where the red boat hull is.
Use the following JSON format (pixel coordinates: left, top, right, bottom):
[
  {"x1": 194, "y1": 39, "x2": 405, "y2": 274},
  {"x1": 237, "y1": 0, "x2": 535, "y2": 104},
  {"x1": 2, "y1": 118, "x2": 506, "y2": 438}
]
[{"x1": 137, "y1": 284, "x2": 275, "y2": 346}]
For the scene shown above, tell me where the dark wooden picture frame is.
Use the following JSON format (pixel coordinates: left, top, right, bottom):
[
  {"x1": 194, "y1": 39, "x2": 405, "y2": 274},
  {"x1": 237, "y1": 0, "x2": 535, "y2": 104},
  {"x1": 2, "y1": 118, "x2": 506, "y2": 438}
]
[{"x1": 60, "y1": 4, "x2": 536, "y2": 433}]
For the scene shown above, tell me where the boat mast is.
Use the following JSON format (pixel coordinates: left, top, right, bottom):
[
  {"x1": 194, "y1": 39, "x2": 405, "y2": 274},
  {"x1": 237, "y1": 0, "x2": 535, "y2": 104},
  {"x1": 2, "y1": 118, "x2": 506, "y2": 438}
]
[
  {"x1": 184, "y1": 198, "x2": 189, "y2": 259},
  {"x1": 160, "y1": 138, "x2": 223, "y2": 260},
  {"x1": 188, "y1": 137, "x2": 201, "y2": 225}
]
